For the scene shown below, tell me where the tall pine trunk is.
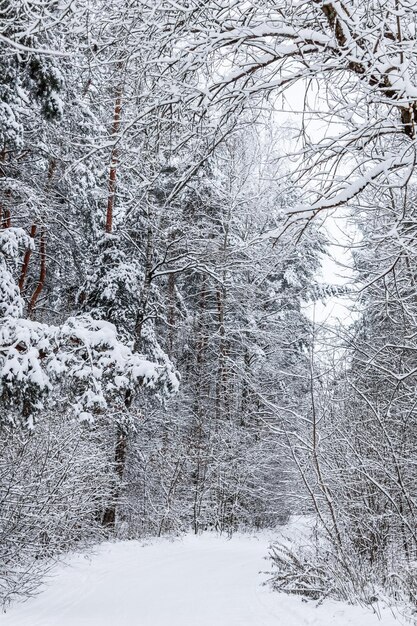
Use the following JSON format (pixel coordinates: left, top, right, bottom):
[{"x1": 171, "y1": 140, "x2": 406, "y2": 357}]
[{"x1": 101, "y1": 81, "x2": 126, "y2": 531}]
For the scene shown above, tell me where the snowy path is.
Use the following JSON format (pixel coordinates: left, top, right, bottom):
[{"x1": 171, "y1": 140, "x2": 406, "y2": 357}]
[{"x1": 1, "y1": 534, "x2": 402, "y2": 626}]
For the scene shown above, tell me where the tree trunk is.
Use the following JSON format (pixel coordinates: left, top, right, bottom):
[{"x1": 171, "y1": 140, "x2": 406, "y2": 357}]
[
  {"x1": 101, "y1": 424, "x2": 128, "y2": 529},
  {"x1": 106, "y1": 84, "x2": 123, "y2": 234},
  {"x1": 27, "y1": 228, "x2": 46, "y2": 319},
  {"x1": 18, "y1": 224, "x2": 37, "y2": 292}
]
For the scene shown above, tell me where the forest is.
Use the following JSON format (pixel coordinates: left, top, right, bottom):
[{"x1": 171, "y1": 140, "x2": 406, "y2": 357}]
[{"x1": 1, "y1": 0, "x2": 417, "y2": 623}]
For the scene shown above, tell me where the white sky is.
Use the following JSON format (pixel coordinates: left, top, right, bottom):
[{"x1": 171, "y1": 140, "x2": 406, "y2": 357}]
[{"x1": 270, "y1": 82, "x2": 357, "y2": 326}]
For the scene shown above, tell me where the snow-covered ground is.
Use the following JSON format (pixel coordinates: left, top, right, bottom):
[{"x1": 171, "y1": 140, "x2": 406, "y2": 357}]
[{"x1": 1, "y1": 533, "x2": 403, "y2": 626}]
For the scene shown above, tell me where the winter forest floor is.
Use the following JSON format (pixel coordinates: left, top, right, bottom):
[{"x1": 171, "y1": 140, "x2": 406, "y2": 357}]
[{"x1": 1, "y1": 533, "x2": 404, "y2": 626}]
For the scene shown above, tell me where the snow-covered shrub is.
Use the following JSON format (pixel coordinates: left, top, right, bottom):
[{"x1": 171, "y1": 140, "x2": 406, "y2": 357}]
[
  {"x1": 269, "y1": 541, "x2": 333, "y2": 601},
  {"x1": 269, "y1": 525, "x2": 380, "y2": 606},
  {"x1": 0, "y1": 413, "x2": 115, "y2": 607}
]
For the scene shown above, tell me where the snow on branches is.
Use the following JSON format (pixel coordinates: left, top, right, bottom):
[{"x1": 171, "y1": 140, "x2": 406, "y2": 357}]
[
  {"x1": 145, "y1": 0, "x2": 417, "y2": 223},
  {"x1": 0, "y1": 315, "x2": 179, "y2": 427},
  {"x1": 0, "y1": 229, "x2": 179, "y2": 427}
]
